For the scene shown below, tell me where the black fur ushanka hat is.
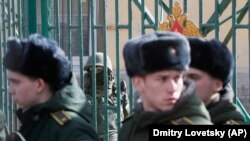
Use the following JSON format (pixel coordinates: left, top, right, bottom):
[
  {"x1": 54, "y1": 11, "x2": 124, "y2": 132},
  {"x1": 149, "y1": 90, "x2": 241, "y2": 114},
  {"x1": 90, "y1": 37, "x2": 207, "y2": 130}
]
[
  {"x1": 123, "y1": 31, "x2": 191, "y2": 77},
  {"x1": 188, "y1": 37, "x2": 234, "y2": 86},
  {"x1": 3, "y1": 33, "x2": 71, "y2": 91}
]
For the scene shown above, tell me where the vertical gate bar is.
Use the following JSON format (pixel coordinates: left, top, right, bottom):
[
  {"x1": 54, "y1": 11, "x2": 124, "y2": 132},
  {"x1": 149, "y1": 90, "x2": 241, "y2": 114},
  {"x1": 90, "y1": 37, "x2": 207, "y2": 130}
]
[
  {"x1": 48, "y1": 0, "x2": 53, "y2": 37},
  {"x1": 78, "y1": 0, "x2": 84, "y2": 91},
  {"x1": 90, "y1": 0, "x2": 97, "y2": 131},
  {"x1": 169, "y1": 0, "x2": 173, "y2": 14},
  {"x1": 41, "y1": 0, "x2": 48, "y2": 36},
  {"x1": 15, "y1": 0, "x2": 21, "y2": 128},
  {"x1": 6, "y1": 0, "x2": 12, "y2": 131},
  {"x1": 199, "y1": 0, "x2": 203, "y2": 35},
  {"x1": 231, "y1": 0, "x2": 237, "y2": 103},
  {"x1": 0, "y1": 0, "x2": 3, "y2": 110},
  {"x1": 27, "y1": 0, "x2": 37, "y2": 34},
  {"x1": 115, "y1": 0, "x2": 121, "y2": 132},
  {"x1": 154, "y1": 0, "x2": 158, "y2": 30},
  {"x1": 17, "y1": 0, "x2": 22, "y2": 129},
  {"x1": 48, "y1": 0, "x2": 54, "y2": 37},
  {"x1": 17, "y1": 0, "x2": 21, "y2": 36},
  {"x1": 9, "y1": 0, "x2": 14, "y2": 131},
  {"x1": 67, "y1": 0, "x2": 72, "y2": 61},
  {"x1": 128, "y1": 0, "x2": 134, "y2": 112},
  {"x1": 54, "y1": 0, "x2": 60, "y2": 43},
  {"x1": 102, "y1": 1, "x2": 109, "y2": 140},
  {"x1": 1, "y1": 0, "x2": 7, "y2": 120},
  {"x1": 6, "y1": 0, "x2": 10, "y2": 36},
  {"x1": 22, "y1": 0, "x2": 28, "y2": 36},
  {"x1": 215, "y1": 0, "x2": 220, "y2": 39},
  {"x1": 16, "y1": 0, "x2": 22, "y2": 128},
  {"x1": 141, "y1": 0, "x2": 145, "y2": 34},
  {"x1": 11, "y1": 0, "x2": 15, "y2": 35},
  {"x1": 183, "y1": 0, "x2": 187, "y2": 13}
]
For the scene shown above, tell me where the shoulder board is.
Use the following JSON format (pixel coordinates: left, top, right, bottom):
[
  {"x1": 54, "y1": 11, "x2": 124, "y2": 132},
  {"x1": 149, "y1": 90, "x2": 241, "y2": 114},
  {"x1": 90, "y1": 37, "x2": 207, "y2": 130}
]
[
  {"x1": 50, "y1": 110, "x2": 72, "y2": 126},
  {"x1": 170, "y1": 116, "x2": 195, "y2": 125},
  {"x1": 223, "y1": 119, "x2": 241, "y2": 125}
]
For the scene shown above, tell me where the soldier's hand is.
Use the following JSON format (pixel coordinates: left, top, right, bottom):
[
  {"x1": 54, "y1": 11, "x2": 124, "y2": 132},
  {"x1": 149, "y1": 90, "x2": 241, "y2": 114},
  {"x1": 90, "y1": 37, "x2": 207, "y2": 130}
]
[{"x1": 120, "y1": 80, "x2": 130, "y2": 118}]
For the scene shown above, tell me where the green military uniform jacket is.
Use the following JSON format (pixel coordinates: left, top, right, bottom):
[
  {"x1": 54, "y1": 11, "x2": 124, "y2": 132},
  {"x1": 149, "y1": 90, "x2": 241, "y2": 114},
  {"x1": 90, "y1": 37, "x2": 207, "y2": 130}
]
[
  {"x1": 85, "y1": 88, "x2": 123, "y2": 140},
  {"x1": 118, "y1": 81, "x2": 212, "y2": 141},
  {"x1": 86, "y1": 94, "x2": 118, "y2": 138},
  {"x1": 207, "y1": 85, "x2": 246, "y2": 124},
  {"x1": 16, "y1": 74, "x2": 99, "y2": 141}
]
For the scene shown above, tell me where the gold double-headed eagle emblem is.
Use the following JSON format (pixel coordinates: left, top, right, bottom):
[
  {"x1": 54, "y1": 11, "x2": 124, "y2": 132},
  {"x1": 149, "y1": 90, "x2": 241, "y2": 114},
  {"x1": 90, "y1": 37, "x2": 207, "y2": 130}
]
[{"x1": 159, "y1": 2, "x2": 203, "y2": 37}]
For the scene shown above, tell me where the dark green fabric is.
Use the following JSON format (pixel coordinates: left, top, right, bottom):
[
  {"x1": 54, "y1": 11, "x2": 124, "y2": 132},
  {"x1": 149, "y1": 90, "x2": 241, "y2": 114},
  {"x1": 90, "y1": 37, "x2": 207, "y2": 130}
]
[
  {"x1": 207, "y1": 86, "x2": 246, "y2": 124},
  {"x1": 118, "y1": 81, "x2": 212, "y2": 141},
  {"x1": 85, "y1": 95, "x2": 119, "y2": 138},
  {"x1": 16, "y1": 73, "x2": 99, "y2": 141},
  {"x1": 84, "y1": 71, "x2": 129, "y2": 141}
]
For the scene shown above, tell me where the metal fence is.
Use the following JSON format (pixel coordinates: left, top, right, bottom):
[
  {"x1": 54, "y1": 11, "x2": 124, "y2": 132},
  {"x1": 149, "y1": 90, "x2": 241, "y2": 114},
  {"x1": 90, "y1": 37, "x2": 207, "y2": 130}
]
[{"x1": 1, "y1": 0, "x2": 250, "y2": 140}]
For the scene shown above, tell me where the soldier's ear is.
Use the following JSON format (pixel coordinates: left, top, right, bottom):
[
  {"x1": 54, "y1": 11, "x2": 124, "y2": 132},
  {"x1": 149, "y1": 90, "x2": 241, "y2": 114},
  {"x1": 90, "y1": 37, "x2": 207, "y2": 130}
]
[
  {"x1": 35, "y1": 78, "x2": 46, "y2": 94},
  {"x1": 213, "y1": 79, "x2": 223, "y2": 92},
  {"x1": 132, "y1": 76, "x2": 145, "y2": 93}
]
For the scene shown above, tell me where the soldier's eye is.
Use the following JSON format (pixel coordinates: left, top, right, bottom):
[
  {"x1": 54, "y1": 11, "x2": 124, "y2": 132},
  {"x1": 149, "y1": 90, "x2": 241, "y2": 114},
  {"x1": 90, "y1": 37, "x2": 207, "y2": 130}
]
[{"x1": 158, "y1": 77, "x2": 167, "y2": 82}]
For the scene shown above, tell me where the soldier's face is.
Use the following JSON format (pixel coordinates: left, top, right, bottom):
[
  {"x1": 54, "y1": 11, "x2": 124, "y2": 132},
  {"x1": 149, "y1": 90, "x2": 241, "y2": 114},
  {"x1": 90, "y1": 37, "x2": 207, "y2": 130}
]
[
  {"x1": 133, "y1": 70, "x2": 183, "y2": 112},
  {"x1": 184, "y1": 67, "x2": 222, "y2": 105},
  {"x1": 7, "y1": 70, "x2": 41, "y2": 109}
]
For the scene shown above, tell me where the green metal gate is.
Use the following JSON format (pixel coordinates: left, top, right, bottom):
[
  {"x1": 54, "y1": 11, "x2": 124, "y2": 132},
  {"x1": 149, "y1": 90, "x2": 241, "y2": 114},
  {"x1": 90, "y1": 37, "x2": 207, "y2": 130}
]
[{"x1": 1, "y1": 0, "x2": 250, "y2": 140}]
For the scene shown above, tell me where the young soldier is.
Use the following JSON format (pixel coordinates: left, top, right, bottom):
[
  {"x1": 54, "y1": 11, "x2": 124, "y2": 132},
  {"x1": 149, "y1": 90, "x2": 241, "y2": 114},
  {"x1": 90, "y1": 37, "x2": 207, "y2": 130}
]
[
  {"x1": 3, "y1": 34, "x2": 99, "y2": 141},
  {"x1": 184, "y1": 37, "x2": 246, "y2": 124},
  {"x1": 84, "y1": 52, "x2": 129, "y2": 141},
  {"x1": 119, "y1": 31, "x2": 212, "y2": 141}
]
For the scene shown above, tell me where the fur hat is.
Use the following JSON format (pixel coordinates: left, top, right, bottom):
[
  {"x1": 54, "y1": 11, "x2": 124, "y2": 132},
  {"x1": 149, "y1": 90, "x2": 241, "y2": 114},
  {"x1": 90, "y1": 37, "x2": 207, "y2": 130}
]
[
  {"x1": 188, "y1": 37, "x2": 234, "y2": 86},
  {"x1": 123, "y1": 31, "x2": 190, "y2": 77},
  {"x1": 3, "y1": 33, "x2": 71, "y2": 91}
]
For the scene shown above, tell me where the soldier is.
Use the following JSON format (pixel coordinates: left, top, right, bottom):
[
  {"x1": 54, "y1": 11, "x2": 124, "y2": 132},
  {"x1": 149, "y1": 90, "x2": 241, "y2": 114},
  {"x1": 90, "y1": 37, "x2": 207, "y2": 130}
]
[
  {"x1": 3, "y1": 34, "x2": 99, "y2": 141},
  {"x1": 0, "y1": 110, "x2": 8, "y2": 141},
  {"x1": 119, "y1": 31, "x2": 212, "y2": 141},
  {"x1": 184, "y1": 37, "x2": 246, "y2": 124},
  {"x1": 84, "y1": 52, "x2": 129, "y2": 141}
]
